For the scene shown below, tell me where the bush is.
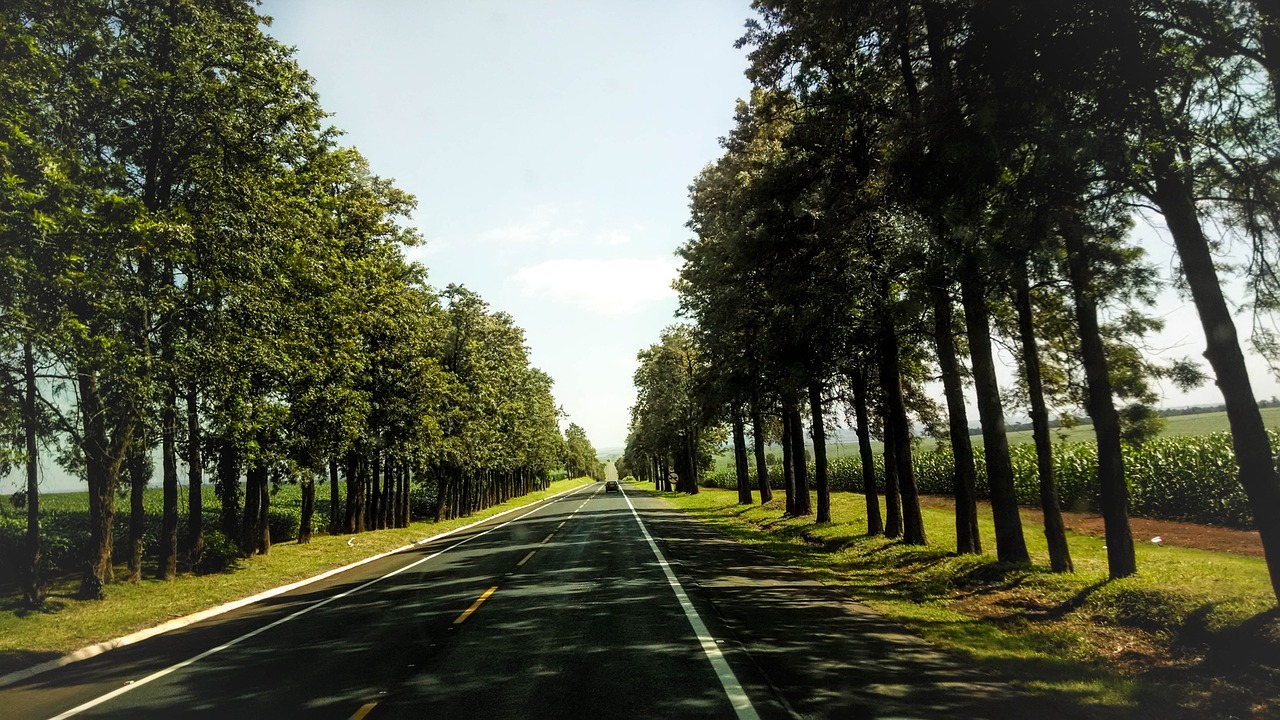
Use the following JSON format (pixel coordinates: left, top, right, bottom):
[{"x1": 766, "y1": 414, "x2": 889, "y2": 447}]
[{"x1": 197, "y1": 529, "x2": 240, "y2": 574}]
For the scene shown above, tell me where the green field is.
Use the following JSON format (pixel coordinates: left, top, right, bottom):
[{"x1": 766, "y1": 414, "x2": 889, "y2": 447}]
[{"x1": 714, "y1": 406, "x2": 1280, "y2": 471}]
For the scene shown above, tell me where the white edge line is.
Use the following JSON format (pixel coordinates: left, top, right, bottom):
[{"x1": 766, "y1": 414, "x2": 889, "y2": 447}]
[
  {"x1": 0, "y1": 481, "x2": 594, "y2": 692},
  {"x1": 619, "y1": 484, "x2": 760, "y2": 720}
]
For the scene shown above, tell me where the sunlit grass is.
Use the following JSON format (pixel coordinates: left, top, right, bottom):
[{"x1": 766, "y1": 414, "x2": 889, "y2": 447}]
[{"x1": 653, "y1": 486, "x2": 1277, "y2": 718}]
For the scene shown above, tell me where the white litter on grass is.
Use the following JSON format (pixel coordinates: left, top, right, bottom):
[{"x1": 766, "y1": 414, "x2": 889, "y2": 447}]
[
  {"x1": 347, "y1": 538, "x2": 354, "y2": 547},
  {"x1": 1151, "y1": 536, "x2": 1163, "y2": 544}
]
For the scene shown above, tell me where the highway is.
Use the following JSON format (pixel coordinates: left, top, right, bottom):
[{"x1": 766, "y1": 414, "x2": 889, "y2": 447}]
[{"x1": 3, "y1": 482, "x2": 1056, "y2": 719}]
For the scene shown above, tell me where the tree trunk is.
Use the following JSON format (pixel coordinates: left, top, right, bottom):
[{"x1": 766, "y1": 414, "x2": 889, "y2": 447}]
[
  {"x1": 22, "y1": 341, "x2": 43, "y2": 606},
  {"x1": 127, "y1": 439, "x2": 148, "y2": 583},
  {"x1": 750, "y1": 399, "x2": 773, "y2": 503},
  {"x1": 78, "y1": 368, "x2": 120, "y2": 600},
  {"x1": 186, "y1": 387, "x2": 203, "y2": 568},
  {"x1": 370, "y1": 452, "x2": 383, "y2": 530},
  {"x1": 851, "y1": 366, "x2": 883, "y2": 536},
  {"x1": 159, "y1": 384, "x2": 178, "y2": 580},
  {"x1": 1152, "y1": 161, "x2": 1280, "y2": 592},
  {"x1": 1014, "y1": 269, "x2": 1072, "y2": 572},
  {"x1": 788, "y1": 398, "x2": 811, "y2": 515},
  {"x1": 732, "y1": 410, "x2": 753, "y2": 504},
  {"x1": 1065, "y1": 224, "x2": 1135, "y2": 577},
  {"x1": 216, "y1": 438, "x2": 240, "y2": 538},
  {"x1": 299, "y1": 475, "x2": 314, "y2": 544},
  {"x1": 257, "y1": 466, "x2": 270, "y2": 555},
  {"x1": 242, "y1": 459, "x2": 263, "y2": 554},
  {"x1": 808, "y1": 380, "x2": 831, "y2": 523},
  {"x1": 879, "y1": 311, "x2": 926, "y2": 545},
  {"x1": 329, "y1": 456, "x2": 341, "y2": 534},
  {"x1": 781, "y1": 409, "x2": 796, "y2": 515},
  {"x1": 932, "y1": 285, "x2": 980, "y2": 554},
  {"x1": 960, "y1": 269, "x2": 1030, "y2": 563},
  {"x1": 1251, "y1": 0, "x2": 1280, "y2": 121},
  {"x1": 882, "y1": 409, "x2": 903, "y2": 538},
  {"x1": 346, "y1": 453, "x2": 360, "y2": 531}
]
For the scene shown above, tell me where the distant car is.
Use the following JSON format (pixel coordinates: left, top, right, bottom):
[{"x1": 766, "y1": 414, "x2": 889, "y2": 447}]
[{"x1": 605, "y1": 480, "x2": 620, "y2": 492}]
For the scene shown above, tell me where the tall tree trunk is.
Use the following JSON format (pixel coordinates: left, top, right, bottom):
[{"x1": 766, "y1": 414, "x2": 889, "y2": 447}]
[
  {"x1": 158, "y1": 383, "x2": 178, "y2": 580},
  {"x1": 1066, "y1": 231, "x2": 1134, "y2": 577},
  {"x1": 256, "y1": 466, "x2": 270, "y2": 555},
  {"x1": 788, "y1": 398, "x2": 811, "y2": 515},
  {"x1": 370, "y1": 452, "x2": 383, "y2": 529},
  {"x1": 882, "y1": 409, "x2": 903, "y2": 538},
  {"x1": 329, "y1": 456, "x2": 340, "y2": 534},
  {"x1": 750, "y1": 399, "x2": 773, "y2": 503},
  {"x1": 127, "y1": 439, "x2": 148, "y2": 583},
  {"x1": 78, "y1": 368, "x2": 120, "y2": 600},
  {"x1": 781, "y1": 409, "x2": 796, "y2": 515},
  {"x1": 808, "y1": 380, "x2": 831, "y2": 523},
  {"x1": 960, "y1": 269, "x2": 1030, "y2": 563},
  {"x1": 346, "y1": 452, "x2": 360, "y2": 532},
  {"x1": 1252, "y1": 0, "x2": 1280, "y2": 121},
  {"x1": 242, "y1": 459, "x2": 262, "y2": 554},
  {"x1": 76, "y1": 357, "x2": 139, "y2": 597},
  {"x1": 732, "y1": 409, "x2": 753, "y2": 504},
  {"x1": 384, "y1": 456, "x2": 396, "y2": 528},
  {"x1": 687, "y1": 433, "x2": 700, "y2": 494},
  {"x1": 1014, "y1": 270, "x2": 1072, "y2": 572},
  {"x1": 186, "y1": 387, "x2": 203, "y2": 568},
  {"x1": 299, "y1": 475, "x2": 314, "y2": 544},
  {"x1": 851, "y1": 366, "x2": 883, "y2": 536},
  {"x1": 1153, "y1": 159, "x2": 1280, "y2": 587},
  {"x1": 216, "y1": 438, "x2": 240, "y2": 537},
  {"x1": 879, "y1": 312, "x2": 926, "y2": 545},
  {"x1": 932, "y1": 285, "x2": 980, "y2": 554},
  {"x1": 22, "y1": 341, "x2": 43, "y2": 606}
]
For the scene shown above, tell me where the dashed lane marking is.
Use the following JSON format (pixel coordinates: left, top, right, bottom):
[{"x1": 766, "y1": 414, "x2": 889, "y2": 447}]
[{"x1": 453, "y1": 586, "x2": 499, "y2": 625}]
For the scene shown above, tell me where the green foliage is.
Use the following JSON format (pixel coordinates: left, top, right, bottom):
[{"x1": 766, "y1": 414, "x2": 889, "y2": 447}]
[{"x1": 704, "y1": 430, "x2": 1269, "y2": 529}]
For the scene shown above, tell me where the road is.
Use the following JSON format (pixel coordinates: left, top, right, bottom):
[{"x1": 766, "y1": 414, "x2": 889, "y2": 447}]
[{"x1": 3, "y1": 482, "x2": 1056, "y2": 719}]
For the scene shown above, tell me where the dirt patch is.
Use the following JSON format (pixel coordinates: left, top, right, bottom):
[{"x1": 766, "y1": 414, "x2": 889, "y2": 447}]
[{"x1": 917, "y1": 495, "x2": 1264, "y2": 557}]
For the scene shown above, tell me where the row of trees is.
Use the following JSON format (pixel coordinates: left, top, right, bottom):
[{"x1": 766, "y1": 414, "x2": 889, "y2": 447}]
[
  {"x1": 627, "y1": 0, "x2": 1280, "y2": 603},
  {"x1": 0, "y1": 1, "x2": 583, "y2": 605}
]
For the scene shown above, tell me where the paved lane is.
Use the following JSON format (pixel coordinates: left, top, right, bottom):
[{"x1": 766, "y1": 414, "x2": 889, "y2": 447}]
[{"x1": 6, "y1": 483, "x2": 777, "y2": 719}]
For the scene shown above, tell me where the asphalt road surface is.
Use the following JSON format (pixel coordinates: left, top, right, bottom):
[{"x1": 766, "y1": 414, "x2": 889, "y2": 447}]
[{"x1": 3, "y1": 482, "x2": 1063, "y2": 719}]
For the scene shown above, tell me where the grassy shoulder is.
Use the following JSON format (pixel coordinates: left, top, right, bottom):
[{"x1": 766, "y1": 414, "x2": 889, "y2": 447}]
[
  {"x1": 644, "y1": 483, "x2": 1278, "y2": 719},
  {"x1": 0, "y1": 477, "x2": 593, "y2": 677}
]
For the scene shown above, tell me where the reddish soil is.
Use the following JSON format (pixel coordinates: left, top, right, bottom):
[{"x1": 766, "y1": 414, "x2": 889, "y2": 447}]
[{"x1": 917, "y1": 494, "x2": 1264, "y2": 557}]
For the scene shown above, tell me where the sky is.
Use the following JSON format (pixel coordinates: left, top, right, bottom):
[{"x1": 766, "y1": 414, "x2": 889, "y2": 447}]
[
  {"x1": 254, "y1": 0, "x2": 1280, "y2": 452},
  {"x1": 258, "y1": 0, "x2": 757, "y2": 452}
]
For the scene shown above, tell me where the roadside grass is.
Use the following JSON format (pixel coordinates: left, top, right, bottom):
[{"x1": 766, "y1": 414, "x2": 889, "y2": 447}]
[
  {"x1": 651, "y1": 486, "x2": 1278, "y2": 719},
  {"x1": 0, "y1": 477, "x2": 593, "y2": 678}
]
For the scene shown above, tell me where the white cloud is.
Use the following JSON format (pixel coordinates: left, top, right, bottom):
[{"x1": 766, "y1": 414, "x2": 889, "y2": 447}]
[
  {"x1": 595, "y1": 230, "x2": 632, "y2": 246},
  {"x1": 480, "y1": 205, "x2": 577, "y2": 244},
  {"x1": 511, "y1": 257, "x2": 680, "y2": 315}
]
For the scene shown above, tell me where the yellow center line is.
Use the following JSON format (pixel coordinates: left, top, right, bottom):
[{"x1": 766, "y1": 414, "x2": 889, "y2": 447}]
[
  {"x1": 517, "y1": 550, "x2": 536, "y2": 567},
  {"x1": 349, "y1": 702, "x2": 378, "y2": 720},
  {"x1": 453, "y1": 586, "x2": 499, "y2": 625},
  {"x1": 541, "y1": 532, "x2": 555, "y2": 544}
]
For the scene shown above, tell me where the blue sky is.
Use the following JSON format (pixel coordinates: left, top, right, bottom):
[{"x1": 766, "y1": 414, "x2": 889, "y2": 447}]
[
  {"x1": 259, "y1": 0, "x2": 757, "y2": 450},
  {"x1": 257, "y1": 0, "x2": 1278, "y2": 451}
]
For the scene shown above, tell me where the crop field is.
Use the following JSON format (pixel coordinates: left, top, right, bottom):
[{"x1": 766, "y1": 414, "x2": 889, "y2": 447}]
[{"x1": 713, "y1": 406, "x2": 1280, "y2": 471}]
